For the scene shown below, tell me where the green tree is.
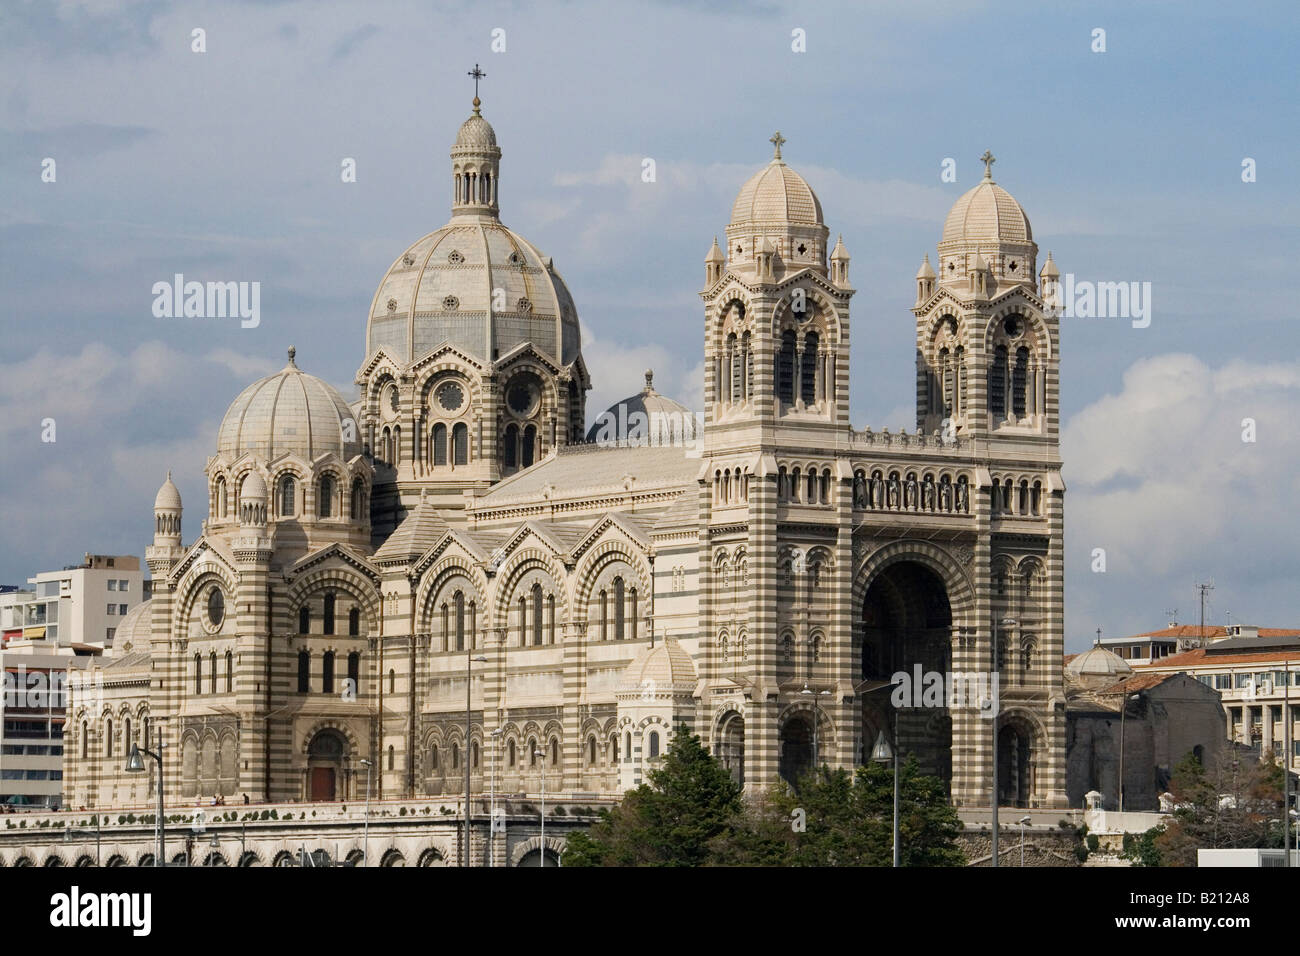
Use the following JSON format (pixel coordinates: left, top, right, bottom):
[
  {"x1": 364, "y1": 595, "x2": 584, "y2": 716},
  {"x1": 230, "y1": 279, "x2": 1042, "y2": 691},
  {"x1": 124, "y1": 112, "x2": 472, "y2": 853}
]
[
  {"x1": 1153, "y1": 750, "x2": 1285, "y2": 867},
  {"x1": 564, "y1": 724, "x2": 743, "y2": 866},
  {"x1": 710, "y1": 757, "x2": 964, "y2": 866}
]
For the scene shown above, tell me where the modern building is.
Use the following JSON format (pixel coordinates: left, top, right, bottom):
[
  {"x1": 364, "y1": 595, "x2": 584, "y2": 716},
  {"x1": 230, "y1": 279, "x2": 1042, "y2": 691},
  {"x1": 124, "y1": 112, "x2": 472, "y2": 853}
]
[
  {"x1": 66, "y1": 90, "x2": 1071, "y2": 811},
  {"x1": 0, "y1": 554, "x2": 144, "y2": 650}
]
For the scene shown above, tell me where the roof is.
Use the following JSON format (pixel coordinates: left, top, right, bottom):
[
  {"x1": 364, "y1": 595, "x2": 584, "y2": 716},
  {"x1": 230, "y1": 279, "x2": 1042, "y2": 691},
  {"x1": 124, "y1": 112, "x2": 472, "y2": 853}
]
[
  {"x1": 154, "y1": 473, "x2": 181, "y2": 511},
  {"x1": 476, "y1": 441, "x2": 697, "y2": 505},
  {"x1": 112, "y1": 599, "x2": 152, "y2": 653},
  {"x1": 940, "y1": 178, "x2": 1032, "y2": 245},
  {"x1": 586, "y1": 370, "x2": 699, "y2": 443},
  {"x1": 730, "y1": 158, "x2": 823, "y2": 225},
  {"x1": 1097, "y1": 672, "x2": 1180, "y2": 695},
  {"x1": 1127, "y1": 625, "x2": 1300, "y2": 641},
  {"x1": 372, "y1": 493, "x2": 451, "y2": 562},
  {"x1": 1138, "y1": 647, "x2": 1300, "y2": 669},
  {"x1": 617, "y1": 638, "x2": 697, "y2": 693}
]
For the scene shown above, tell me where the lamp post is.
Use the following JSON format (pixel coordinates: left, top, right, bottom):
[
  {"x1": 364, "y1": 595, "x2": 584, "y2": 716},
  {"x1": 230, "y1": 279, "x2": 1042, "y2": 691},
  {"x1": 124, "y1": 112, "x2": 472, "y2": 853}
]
[
  {"x1": 62, "y1": 815, "x2": 101, "y2": 866},
  {"x1": 464, "y1": 654, "x2": 487, "y2": 868},
  {"x1": 358, "y1": 758, "x2": 372, "y2": 867},
  {"x1": 1118, "y1": 692, "x2": 1140, "y2": 812},
  {"x1": 870, "y1": 717, "x2": 900, "y2": 867},
  {"x1": 124, "y1": 725, "x2": 164, "y2": 866},
  {"x1": 1018, "y1": 814, "x2": 1031, "y2": 866},
  {"x1": 535, "y1": 748, "x2": 547, "y2": 867},
  {"x1": 990, "y1": 617, "x2": 1017, "y2": 868},
  {"x1": 489, "y1": 727, "x2": 504, "y2": 867},
  {"x1": 800, "y1": 684, "x2": 832, "y2": 776}
]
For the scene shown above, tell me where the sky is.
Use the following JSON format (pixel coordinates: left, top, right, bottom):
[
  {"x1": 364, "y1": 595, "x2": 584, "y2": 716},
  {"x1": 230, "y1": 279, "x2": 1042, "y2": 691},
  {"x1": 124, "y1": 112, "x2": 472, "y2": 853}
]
[{"x1": 1, "y1": 0, "x2": 1297, "y2": 650}]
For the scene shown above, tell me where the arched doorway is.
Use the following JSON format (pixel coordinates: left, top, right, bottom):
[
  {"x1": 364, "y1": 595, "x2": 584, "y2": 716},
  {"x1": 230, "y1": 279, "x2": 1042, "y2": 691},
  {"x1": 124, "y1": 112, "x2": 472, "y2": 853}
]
[
  {"x1": 717, "y1": 712, "x2": 745, "y2": 788},
  {"x1": 516, "y1": 847, "x2": 561, "y2": 867},
  {"x1": 778, "y1": 712, "x2": 813, "y2": 788},
  {"x1": 860, "y1": 560, "x2": 954, "y2": 793},
  {"x1": 307, "y1": 729, "x2": 347, "y2": 801},
  {"x1": 997, "y1": 715, "x2": 1036, "y2": 808}
]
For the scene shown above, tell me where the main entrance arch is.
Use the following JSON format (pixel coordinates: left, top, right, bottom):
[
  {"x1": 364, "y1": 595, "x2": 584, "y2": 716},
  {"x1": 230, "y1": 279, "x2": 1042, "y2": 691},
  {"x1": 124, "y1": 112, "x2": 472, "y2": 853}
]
[
  {"x1": 307, "y1": 729, "x2": 347, "y2": 801},
  {"x1": 858, "y1": 556, "x2": 958, "y2": 794}
]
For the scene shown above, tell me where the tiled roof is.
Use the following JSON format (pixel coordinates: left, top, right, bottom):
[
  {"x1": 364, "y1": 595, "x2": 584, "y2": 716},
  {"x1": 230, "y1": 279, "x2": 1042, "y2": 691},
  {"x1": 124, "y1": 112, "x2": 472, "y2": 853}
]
[
  {"x1": 476, "y1": 442, "x2": 697, "y2": 503},
  {"x1": 373, "y1": 496, "x2": 450, "y2": 562},
  {"x1": 1137, "y1": 648, "x2": 1300, "y2": 669}
]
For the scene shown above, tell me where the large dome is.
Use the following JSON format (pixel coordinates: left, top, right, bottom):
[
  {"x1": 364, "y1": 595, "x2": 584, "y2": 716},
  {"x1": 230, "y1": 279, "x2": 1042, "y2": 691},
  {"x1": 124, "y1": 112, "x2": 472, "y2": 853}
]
[
  {"x1": 217, "y1": 347, "x2": 361, "y2": 461},
  {"x1": 730, "y1": 158, "x2": 823, "y2": 226},
  {"x1": 366, "y1": 221, "x2": 581, "y2": 367},
  {"x1": 941, "y1": 177, "x2": 1032, "y2": 244}
]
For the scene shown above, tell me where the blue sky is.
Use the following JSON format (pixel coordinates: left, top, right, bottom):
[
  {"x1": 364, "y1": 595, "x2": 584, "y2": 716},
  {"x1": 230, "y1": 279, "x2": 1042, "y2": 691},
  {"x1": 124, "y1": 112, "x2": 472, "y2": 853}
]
[{"x1": 2, "y1": 0, "x2": 1297, "y2": 648}]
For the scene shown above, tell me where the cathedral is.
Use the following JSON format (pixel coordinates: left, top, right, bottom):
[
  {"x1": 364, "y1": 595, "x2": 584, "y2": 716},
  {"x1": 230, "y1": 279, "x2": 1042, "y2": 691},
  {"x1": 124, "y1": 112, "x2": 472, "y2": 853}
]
[{"x1": 67, "y1": 92, "x2": 1069, "y2": 812}]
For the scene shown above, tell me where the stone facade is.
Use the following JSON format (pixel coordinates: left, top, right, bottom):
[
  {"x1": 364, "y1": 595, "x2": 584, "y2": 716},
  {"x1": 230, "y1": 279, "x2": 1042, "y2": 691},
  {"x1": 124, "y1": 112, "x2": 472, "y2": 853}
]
[{"x1": 65, "y1": 103, "x2": 1069, "y2": 812}]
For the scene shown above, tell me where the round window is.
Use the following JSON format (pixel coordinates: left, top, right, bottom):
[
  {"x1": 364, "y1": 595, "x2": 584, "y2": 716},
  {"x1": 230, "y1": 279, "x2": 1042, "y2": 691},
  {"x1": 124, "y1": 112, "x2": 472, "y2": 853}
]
[
  {"x1": 207, "y1": 588, "x2": 224, "y2": 628},
  {"x1": 1003, "y1": 316, "x2": 1021, "y2": 337},
  {"x1": 387, "y1": 385, "x2": 400, "y2": 414},
  {"x1": 507, "y1": 379, "x2": 539, "y2": 417},
  {"x1": 438, "y1": 383, "x2": 464, "y2": 412}
]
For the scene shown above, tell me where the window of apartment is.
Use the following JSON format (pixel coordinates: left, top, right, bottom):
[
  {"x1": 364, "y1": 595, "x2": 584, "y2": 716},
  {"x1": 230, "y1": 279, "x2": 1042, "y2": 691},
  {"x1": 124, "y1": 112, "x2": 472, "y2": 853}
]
[
  {"x1": 107, "y1": 604, "x2": 117, "y2": 616},
  {"x1": 106, "y1": 628, "x2": 115, "y2": 642},
  {"x1": 107, "y1": 580, "x2": 116, "y2": 591},
  {"x1": 119, "y1": 604, "x2": 128, "y2": 615},
  {"x1": 118, "y1": 580, "x2": 129, "y2": 592},
  {"x1": 1214, "y1": 674, "x2": 1232, "y2": 690},
  {"x1": 1234, "y1": 673, "x2": 1253, "y2": 689}
]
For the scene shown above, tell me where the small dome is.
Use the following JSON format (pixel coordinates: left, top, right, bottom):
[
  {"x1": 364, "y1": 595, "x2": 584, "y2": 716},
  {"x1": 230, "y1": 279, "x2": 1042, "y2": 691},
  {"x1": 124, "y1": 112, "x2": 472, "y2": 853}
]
[
  {"x1": 456, "y1": 111, "x2": 497, "y2": 149},
  {"x1": 618, "y1": 638, "x2": 697, "y2": 694},
  {"x1": 941, "y1": 178, "x2": 1032, "y2": 245},
  {"x1": 1065, "y1": 644, "x2": 1133, "y2": 684},
  {"x1": 705, "y1": 236, "x2": 724, "y2": 263},
  {"x1": 916, "y1": 254, "x2": 936, "y2": 279},
  {"x1": 586, "y1": 370, "x2": 699, "y2": 443},
  {"x1": 731, "y1": 159, "x2": 823, "y2": 226},
  {"x1": 831, "y1": 234, "x2": 850, "y2": 261},
  {"x1": 217, "y1": 348, "x2": 361, "y2": 461},
  {"x1": 112, "y1": 598, "x2": 152, "y2": 649},
  {"x1": 1040, "y1": 251, "x2": 1059, "y2": 278},
  {"x1": 240, "y1": 468, "x2": 267, "y2": 502},
  {"x1": 154, "y1": 472, "x2": 181, "y2": 511}
]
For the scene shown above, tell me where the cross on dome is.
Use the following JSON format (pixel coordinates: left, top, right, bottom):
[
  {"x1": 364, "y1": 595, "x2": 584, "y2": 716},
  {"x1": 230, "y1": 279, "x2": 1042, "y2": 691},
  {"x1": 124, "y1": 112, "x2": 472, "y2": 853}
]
[
  {"x1": 468, "y1": 63, "x2": 486, "y2": 113},
  {"x1": 770, "y1": 131, "x2": 786, "y2": 160},
  {"x1": 980, "y1": 149, "x2": 996, "y2": 181}
]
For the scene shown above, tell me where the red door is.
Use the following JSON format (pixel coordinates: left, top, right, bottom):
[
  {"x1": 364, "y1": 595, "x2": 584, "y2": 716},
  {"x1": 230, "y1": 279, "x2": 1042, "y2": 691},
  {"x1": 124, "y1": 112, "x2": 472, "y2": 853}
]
[{"x1": 310, "y1": 767, "x2": 336, "y2": 801}]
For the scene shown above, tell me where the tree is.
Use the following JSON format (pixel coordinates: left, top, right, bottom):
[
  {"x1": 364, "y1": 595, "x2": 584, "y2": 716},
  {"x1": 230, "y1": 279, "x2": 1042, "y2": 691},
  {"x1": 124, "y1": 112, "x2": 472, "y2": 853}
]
[
  {"x1": 709, "y1": 757, "x2": 965, "y2": 866},
  {"x1": 1152, "y1": 749, "x2": 1286, "y2": 867},
  {"x1": 564, "y1": 724, "x2": 743, "y2": 866}
]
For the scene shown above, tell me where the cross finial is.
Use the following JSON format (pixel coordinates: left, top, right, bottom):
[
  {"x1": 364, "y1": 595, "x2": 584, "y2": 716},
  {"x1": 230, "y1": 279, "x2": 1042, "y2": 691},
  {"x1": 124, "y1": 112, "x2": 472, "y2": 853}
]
[
  {"x1": 1095, "y1": 627, "x2": 1102, "y2": 644},
  {"x1": 770, "y1": 131, "x2": 786, "y2": 160},
  {"x1": 468, "y1": 63, "x2": 486, "y2": 113},
  {"x1": 287, "y1": 345, "x2": 296, "y2": 367},
  {"x1": 980, "y1": 149, "x2": 996, "y2": 180}
]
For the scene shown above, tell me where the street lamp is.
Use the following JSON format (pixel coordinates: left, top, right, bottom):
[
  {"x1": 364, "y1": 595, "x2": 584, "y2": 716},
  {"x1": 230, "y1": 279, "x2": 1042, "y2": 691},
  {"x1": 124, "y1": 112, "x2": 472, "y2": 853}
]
[
  {"x1": 534, "y1": 748, "x2": 547, "y2": 867},
  {"x1": 489, "y1": 727, "x2": 505, "y2": 867},
  {"x1": 800, "y1": 684, "x2": 832, "y2": 775},
  {"x1": 465, "y1": 654, "x2": 488, "y2": 868},
  {"x1": 62, "y1": 815, "x2": 101, "y2": 866},
  {"x1": 870, "y1": 724, "x2": 900, "y2": 867},
  {"x1": 124, "y1": 725, "x2": 164, "y2": 866},
  {"x1": 1118, "y1": 692, "x2": 1141, "y2": 812},
  {"x1": 358, "y1": 758, "x2": 372, "y2": 867},
  {"x1": 991, "y1": 616, "x2": 1018, "y2": 868},
  {"x1": 1018, "y1": 814, "x2": 1031, "y2": 867}
]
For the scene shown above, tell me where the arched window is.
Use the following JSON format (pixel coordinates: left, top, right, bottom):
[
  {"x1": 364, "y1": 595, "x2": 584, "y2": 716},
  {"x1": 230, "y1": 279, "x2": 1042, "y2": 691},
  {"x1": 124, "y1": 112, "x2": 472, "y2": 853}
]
[
  {"x1": 348, "y1": 607, "x2": 360, "y2": 637},
  {"x1": 503, "y1": 424, "x2": 518, "y2": 470},
  {"x1": 432, "y1": 424, "x2": 448, "y2": 466},
  {"x1": 518, "y1": 597, "x2": 527, "y2": 647},
  {"x1": 611, "y1": 735, "x2": 619, "y2": 762},
  {"x1": 80, "y1": 721, "x2": 88, "y2": 760},
  {"x1": 324, "y1": 592, "x2": 336, "y2": 635},
  {"x1": 194, "y1": 654, "x2": 202, "y2": 695},
  {"x1": 430, "y1": 744, "x2": 439, "y2": 770},
  {"x1": 614, "y1": 577, "x2": 625, "y2": 640},
  {"x1": 453, "y1": 423, "x2": 468, "y2": 466},
  {"x1": 648, "y1": 731, "x2": 660, "y2": 759},
  {"x1": 322, "y1": 651, "x2": 335, "y2": 694},
  {"x1": 347, "y1": 652, "x2": 360, "y2": 694},
  {"x1": 297, "y1": 651, "x2": 310, "y2": 693},
  {"x1": 441, "y1": 602, "x2": 449, "y2": 650},
  {"x1": 104, "y1": 718, "x2": 112, "y2": 757},
  {"x1": 469, "y1": 601, "x2": 477, "y2": 648},
  {"x1": 777, "y1": 329, "x2": 797, "y2": 406},
  {"x1": 472, "y1": 741, "x2": 480, "y2": 769},
  {"x1": 1013, "y1": 347, "x2": 1029, "y2": 417},
  {"x1": 521, "y1": 425, "x2": 536, "y2": 468},
  {"x1": 298, "y1": 606, "x2": 310, "y2": 634},
  {"x1": 550, "y1": 737, "x2": 558, "y2": 766},
  {"x1": 800, "y1": 331, "x2": 819, "y2": 406},
  {"x1": 629, "y1": 587, "x2": 638, "y2": 640},
  {"x1": 727, "y1": 332, "x2": 739, "y2": 403},
  {"x1": 280, "y1": 475, "x2": 295, "y2": 517},
  {"x1": 123, "y1": 717, "x2": 132, "y2": 757},
  {"x1": 215, "y1": 477, "x2": 227, "y2": 519},
  {"x1": 599, "y1": 589, "x2": 608, "y2": 640},
  {"x1": 207, "y1": 652, "x2": 216, "y2": 692},
  {"x1": 546, "y1": 594, "x2": 555, "y2": 645},
  {"x1": 528, "y1": 738, "x2": 538, "y2": 767},
  {"x1": 387, "y1": 745, "x2": 394, "y2": 771},
  {"x1": 624, "y1": 731, "x2": 632, "y2": 761},
  {"x1": 225, "y1": 651, "x2": 233, "y2": 693},
  {"x1": 448, "y1": 590, "x2": 461, "y2": 651},
  {"x1": 990, "y1": 346, "x2": 1008, "y2": 418},
  {"x1": 351, "y1": 478, "x2": 365, "y2": 521},
  {"x1": 508, "y1": 739, "x2": 516, "y2": 767},
  {"x1": 388, "y1": 669, "x2": 395, "y2": 695},
  {"x1": 318, "y1": 475, "x2": 333, "y2": 517},
  {"x1": 588, "y1": 736, "x2": 597, "y2": 765},
  {"x1": 393, "y1": 425, "x2": 401, "y2": 464},
  {"x1": 531, "y1": 583, "x2": 543, "y2": 646},
  {"x1": 451, "y1": 742, "x2": 460, "y2": 769}
]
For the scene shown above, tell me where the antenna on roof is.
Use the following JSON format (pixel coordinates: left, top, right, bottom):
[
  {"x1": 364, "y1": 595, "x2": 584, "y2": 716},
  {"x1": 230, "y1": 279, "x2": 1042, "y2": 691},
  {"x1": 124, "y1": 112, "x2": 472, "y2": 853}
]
[
  {"x1": 1195, "y1": 580, "x2": 1215, "y2": 648},
  {"x1": 1164, "y1": 608, "x2": 1177, "y2": 627}
]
